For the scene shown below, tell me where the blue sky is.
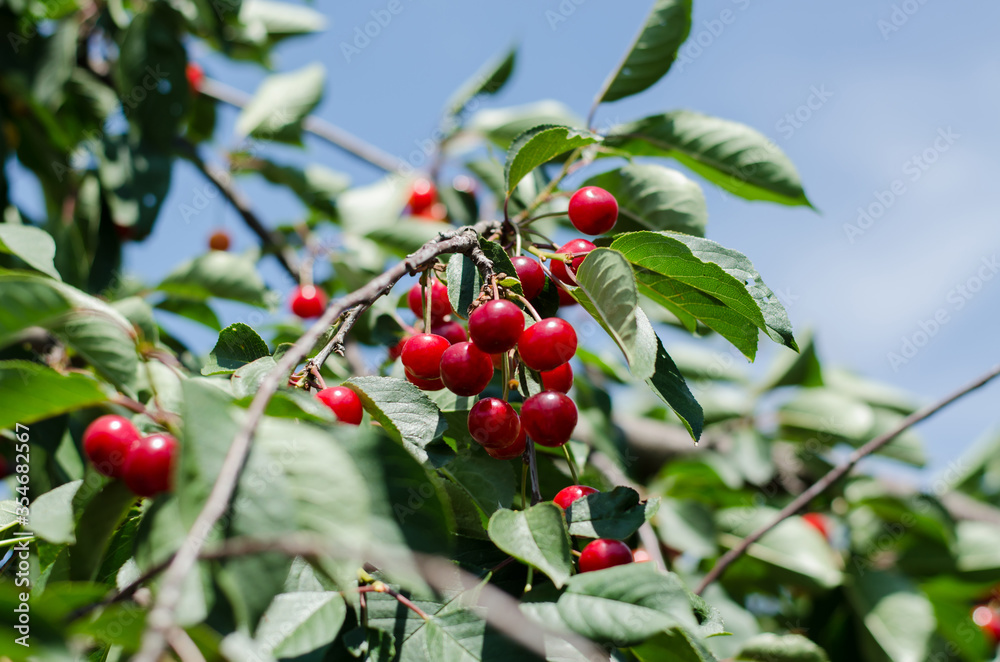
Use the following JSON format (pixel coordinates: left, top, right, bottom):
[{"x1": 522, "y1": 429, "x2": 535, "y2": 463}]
[{"x1": 11, "y1": 0, "x2": 1000, "y2": 477}]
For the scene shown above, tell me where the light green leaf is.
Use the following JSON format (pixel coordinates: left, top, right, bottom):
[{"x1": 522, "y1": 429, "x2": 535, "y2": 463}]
[
  {"x1": 30, "y1": 480, "x2": 82, "y2": 544},
  {"x1": 155, "y1": 298, "x2": 222, "y2": 331},
  {"x1": 52, "y1": 311, "x2": 139, "y2": 390},
  {"x1": 632, "y1": 628, "x2": 719, "y2": 662},
  {"x1": 201, "y1": 323, "x2": 270, "y2": 376},
  {"x1": 504, "y1": 125, "x2": 601, "y2": 196},
  {"x1": 0, "y1": 361, "x2": 109, "y2": 429},
  {"x1": 254, "y1": 592, "x2": 346, "y2": 658},
  {"x1": 845, "y1": 568, "x2": 933, "y2": 662},
  {"x1": 445, "y1": 45, "x2": 517, "y2": 117},
  {"x1": 157, "y1": 251, "x2": 270, "y2": 307},
  {"x1": 583, "y1": 164, "x2": 707, "y2": 237},
  {"x1": 735, "y1": 633, "x2": 830, "y2": 662},
  {"x1": 606, "y1": 111, "x2": 811, "y2": 206},
  {"x1": 346, "y1": 376, "x2": 446, "y2": 460},
  {"x1": 0, "y1": 225, "x2": 61, "y2": 279},
  {"x1": 467, "y1": 100, "x2": 585, "y2": 148},
  {"x1": 97, "y1": 134, "x2": 173, "y2": 238},
  {"x1": 238, "y1": 157, "x2": 348, "y2": 218},
  {"x1": 565, "y1": 486, "x2": 659, "y2": 539},
  {"x1": 0, "y1": 273, "x2": 72, "y2": 347},
  {"x1": 239, "y1": 0, "x2": 327, "y2": 37},
  {"x1": 236, "y1": 63, "x2": 325, "y2": 143},
  {"x1": 488, "y1": 503, "x2": 574, "y2": 588}
]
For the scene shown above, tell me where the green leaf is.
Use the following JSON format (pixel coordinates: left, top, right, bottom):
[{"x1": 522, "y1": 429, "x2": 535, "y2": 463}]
[
  {"x1": 606, "y1": 111, "x2": 811, "y2": 206},
  {"x1": 565, "y1": 486, "x2": 659, "y2": 540},
  {"x1": 236, "y1": 63, "x2": 325, "y2": 143},
  {"x1": 0, "y1": 225, "x2": 61, "y2": 279},
  {"x1": 736, "y1": 634, "x2": 830, "y2": 662},
  {"x1": 761, "y1": 332, "x2": 820, "y2": 390},
  {"x1": 96, "y1": 134, "x2": 173, "y2": 239},
  {"x1": 0, "y1": 361, "x2": 108, "y2": 429},
  {"x1": 0, "y1": 273, "x2": 72, "y2": 347},
  {"x1": 346, "y1": 376, "x2": 447, "y2": 461},
  {"x1": 597, "y1": 0, "x2": 692, "y2": 104},
  {"x1": 583, "y1": 164, "x2": 707, "y2": 237},
  {"x1": 31, "y1": 480, "x2": 82, "y2": 544},
  {"x1": 953, "y1": 521, "x2": 1000, "y2": 582},
  {"x1": 444, "y1": 452, "x2": 517, "y2": 530},
  {"x1": 645, "y1": 317, "x2": 703, "y2": 440},
  {"x1": 155, "y1": 298, "x2": 222, "y2": 331},
  {"x1": 201, "y1": 323, "x2": 270, "y2": 376},
  {"x1": 445, "y1": 45, "x2": 517, "y2": 117},
  {"x1": 655, "y1": 498, "x2": 716, "y2": 558},
  {"x1": 52, "y1": 311, "x2": 139, "y2": 391},
  {"x1": 467, "y1": 100, "x2": 585, "y2": 148},
  {"x1": 239, "y1": 0, "x2": 327, "y2": 38},
  {"x1": 157, "y1": 252, "x2": 270, "y2": 306},
  {"x1": 504, "y1": 125, "x2": 601, "y2": 196},
  {"x1": 254, "y1": 591, "x2": 346, "y2": 658},
  {"x1": 557, "y1": 564, "x2": 699, "y2": 645},
  {"x1": 488, "y1": 503, "x2": 574, "y2": 588},
  {"x1": 632, "y1": 628, "x2": 719, "y2": 662},
  {"x1": 237, "y1": 157, "x2": 348, "y2": 218},
  {"x1": 366, "y1": 221, "x2": 445, "y2": 257},
  {"x1": 611, "y1": 232, "x2": 768, "y2": 360},
  {"x1": 845, "y1": 568, "x2": 933, "y2": 662},
  {"x1": 445, "y1": 238, "x2": 523, "y2": 319}
]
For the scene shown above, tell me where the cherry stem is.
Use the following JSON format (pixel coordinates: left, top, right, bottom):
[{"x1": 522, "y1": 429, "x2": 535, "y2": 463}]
[
  {"x1": 519, "y1": 211, "x2": 567, "y2": 228},
  {"x1": 520, "y1": 462, "x2": 529, "y2": 509},
  {"x1": 359, "y1": 583, "x2": 431, "y2": 621},
  {"x1": 501, "y1": 352, "x2": 510, "y2": 402},
  {"x1": 527, "y1": 439, "x2": 542, "y2": 505},
  {"x1": 561, "y1": 445, "x2": 580, "y2": 485},
  {"x1": 511, "y1": 148, "x2": 582, "y2": 224},
  {"x1": 491, "y1": 275, "x2": 500, "y2": 301},
  {"x1": 524, "y1": 567, "x2": 534, "y2": 594},
  {"x1": 508, "y1": 294, "x2": 542, "y2": 322},
  {"x1": 422, "y1": 272, "x2": 432, "y2": 331}
]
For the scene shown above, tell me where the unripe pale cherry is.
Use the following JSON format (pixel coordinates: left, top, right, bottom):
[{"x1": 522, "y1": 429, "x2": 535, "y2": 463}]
[
  {"x1": 123, "y1": 433, "x2": 178, "y2": 497},
  {"x1": 512, "y1": 256, "x2": 546, "y2": 300},
  {"x1": 469, "y1": 300, "x2": 525, "y2": 354},
  {"x1": 517, "y1": 318, "x2": 577, "y2": 371},
  {"x1": 439, "y1": 342, "x2": 494, "y2": 396},
  {"x1": 290, "y1": 285, "x2": 327, "y2": 319},
  {"x1": 549, "y1": 239, "x2": 596, "y2": 285},
  {"x1": 468, "y1": 398, "x2": 520, "y2": 449},
  {"x1": 401, "y1": 333, "x2": 451, "y2": 379},
  {"x1": 553, "y1": 484, "x2": 598, "y2": 510},
  {"x1": 541, "y1": 362, "x2": 573, "y2": 393},
  {"x1": 407, "y1": 280, "x2": 452, "y2": 322},
  {"x1": 83, "y1": 415, "x2": 141, "y2": 478},
  {"x1": 316, "y1": 386, "x2": 364, "y2": 425},
  {"x1": 579, "y1": 538, "x2": 633, "y2": 573},
  {"x1": 568, "y1": 186, "x2": 618, "y2": 235},
  {"x1": 520, "y1": 391, "x2": 577, "y2": 447}
]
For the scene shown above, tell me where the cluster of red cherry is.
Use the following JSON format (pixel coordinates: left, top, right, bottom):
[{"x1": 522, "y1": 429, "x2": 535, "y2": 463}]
[
  {"x1": 82, "y1": 415, "x2": 178, "y2": 497},
  {"x1": 553, "y1": 485, "x2": 636, "y2": 573}
]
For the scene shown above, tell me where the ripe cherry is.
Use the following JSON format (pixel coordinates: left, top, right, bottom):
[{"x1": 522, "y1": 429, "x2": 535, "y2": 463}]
[
  {"x1": 518, "y1": 318, "x2": 577, "y2": 371},
  {"x1": 185, "y1": 62, "x2": 205, "y2": 92},
  {"x1": 388, "y1": 337, "x2": 408, "y2": 361},
  {"x1": 553, "y1": 485, "x2": 598, "y2": 510},
  {"x1": 486, "y1": 427, "x2": 526, "y2": 460},
  {"x1": 290, "y1": 285, "x2": 327, "y2": 319},
  {"x1": 409, "y1": 178, "x2": 437, "y2": 214},
  {"x1": 511, "y1": 256, "x2": 546, "y2": 300},
  {"x1": 469, "y1": 300, "x2": 525, "y2": 354},
  {"x1": 579, "y1": 538, "x2": 633, "y2": 573},
  {"x1": 521, "y1": 392, "x2": 577, "y2": 447},
  {"x1": 568, "y1": 186, "x2": 618, "y2": 235},
  {"x1": 541, "y1": 363, "x2": 573, "y2": 393},
  {"x1": 415, "y1": 202, "x2": 448, "y2": 223},
  {"x1": 316, "y1": 386, "x2": 364, "y2": 425},
  {"x1": 550, "y1": 239, "x2": 596, "y2": 285},
  {"x1": 468, "y1": 398, "x2": 520, "y2": 449},
  {"x1": 401, "y1": 333, "x2": 450, "y2": 379},
  {"x1": 973, "y1": 606, "x2": 1000, "y2": 642},
  {"x1": 440, "y1": 342, "x2": 494, "y2": 396},
  {"x1": 556, "y1": 283, "x2": 578, "y2": 307},
  {"x1": 406, "y1": 369, "x2": 445, "y2": 391},
  {"x1": 123, "y1": 433, "x2": 178, "y2": 497},
  {"x1": 431, "y1": 320, "x2": 467, "y2": 345},
  {"x1": 83, "y1": 414, "x2": 141, "y2": 478},
  {"x1": 407, "y1": 280, "x2": 452, "y2": 322},
  {"x1": 208, "y1": 229, "x2": 230, "y2": 251},
  {"x1": 802, "y1": 513, "x2": 830, "y2": 540}
]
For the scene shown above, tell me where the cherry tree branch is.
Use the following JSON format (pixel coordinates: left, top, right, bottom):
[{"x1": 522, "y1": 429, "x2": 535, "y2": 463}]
[
  {"x1": 694, "y1": 363, "x2": 1000, "y2": 595},
  {"x1": 308, "y1": 302, "x2": 371, "y2": 374},
  {"x1": 133, "y1": 221, "x2": 500, "y2": 662}
]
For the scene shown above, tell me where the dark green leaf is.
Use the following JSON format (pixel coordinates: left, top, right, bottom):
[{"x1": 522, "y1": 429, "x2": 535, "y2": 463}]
[
  {"x1": 505, "y1": 125, "x2": 601, "y2": 196},
  {"x1": 632, "y1": 628, "x2": 719, "y2": 662},
  {"x1": 583, "y1": 164, "x2": 707, "y2": 236},
  {"x1": 565, "y1": 486, "x2": 659, "y2": 539},
  {"x1": 201, "y1": 323, "x2": 270, "y2": 376},
  {"x1": 0, "y1": 225, "x2": 61, "y2": 279},
  {"x1": 0, "y1": 361, "x2": 108, "y2": 429},
  {"x1": 155, "y1": 298, "x2": 222, "y2": 331},
  {"x1": 444, "y1": 452, "x2": 517, "y2": 529},
  {"x1": 445, "y1": 45, "x2": 517, "y2": 117},
  {"x1": 488, "y1": 503, "x2": 574, "y2": 587},
  {"x1": 645, "y1": 319, "x2": 703, "y2": 440},
  {"x1": 96, "y1": 134, "x2": 173, "y2": 239}
]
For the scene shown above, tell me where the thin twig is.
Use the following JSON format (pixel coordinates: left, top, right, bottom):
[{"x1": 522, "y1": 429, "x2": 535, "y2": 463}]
[
  {"x1": 694, "y1": 363, "x2": 1000, "y2": 595},
  {"x1": 527, "y1": 439, "x2": 542, "y2": 505},
  {"x1": 133, "y1": 221, "x2": 500, "y2": 662},
  {"x1": 309, "y1": 303, "x2": 370, "y2": 372}
]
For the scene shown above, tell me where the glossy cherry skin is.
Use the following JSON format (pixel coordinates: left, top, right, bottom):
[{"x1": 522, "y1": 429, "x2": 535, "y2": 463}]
[
  {"x1": 520, "y1": 392, "x2": 577, "y2": 447},
  {"x1": 208, "y1": 230, "x2": 230, "y2": 251},
  {"x1": 553, "y1": 485, "x2": 598, "y2": 510},
  {"x1": 468, "y1": 398, "x2": 521, "y2": 449},
  {"x1": 409, "y1": 178, "x2": 437, "y2": 213},
  {"x1": 579, "y1": 538, "x2": 633, "y2": 573},
  {"x1": 123, "y1": 433, "x2": 178, "y2": 497},
  {"x1": 401, "y1": 333, "x2": 451, "y2": 379},
  {"x1": 185, "y1": 62, "x2": 205, "y2": 92},
  {"x1": 405, "y1": 368, "x2": 445, "y2": 391},
  {"x1": 388, "y1": 337, "x2": 408, "y2": 361},
  {"x1": 469, "y1": 300, "x2": 525, "y2": 354},
  {"x1": 541, "y1": 363, "x2": 573, "y2": 393},
  {"x1": 517, "y1": 318, "x2": 577, "y2": 371},
  {"x1": 316, "y1": 386, "x2": 364, "y2": 425},
  {"x1": 486, "y1": 427, "x2": 527, "y2": 460},
  {"x1": 439, "y1": 342, "x2": 494, "y2": 396},
  {"x1": 407, "y1": 280, "x2": 451, "y2": 322},
  {"x1": 556, "y1": 283, "x2": 578, "y2": 307},
  {"x1": 512, "y1": 256, "x2": 546, "y2": 300},
  {"x1": 83, "y1": 415, "x2": 141, "y2": 478},
  {"x1": 801, "y1": 513, "x2": 830, "y2": 539},
  {"x1": 549, "y1": 239, "x2": 597, "y2": 285},
  {"x1": 431, "y1": 321, "x2": 467, "y2": 345},
  {"x1": 568, "y1": 186, "x2": 618, "y2": 235},
  {"x1": 290, "y1": 285, "x2": 327, "y2": 319}
]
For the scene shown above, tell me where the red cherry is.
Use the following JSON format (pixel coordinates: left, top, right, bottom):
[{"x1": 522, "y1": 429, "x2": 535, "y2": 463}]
[
  {"x1": 553, "y1": 485, "x2": 598, "y2": 510},
  {"x1": 409, "y1": 178, "x2": 437, "y2": 214},
  {"x1": 388, "y1": 337, "x2": 408, "y2": 361},
  {"x1": 290, "y1": 285, "x2": 327, "y2": 319},
  {"x1": 549, "y1": 239, "x2": 596, "y2": 285},
  {"x1": 185, "y1": 62, "x2": 205, "y2": 92},
  {"x1": 486, "y1": 426, "x2": 527, "y2": 460},
  {"x1": 517, "y1": 318, "x2": 577, "y2": 371},
  {"x1": 973, "y1": 606, "x2": 1000, "y2": 642},
  {"x1": 415, "y1": 202, "x2": 448, "y2": 223},
  {"x1": 401, "y1": 333, "x2": 450, "y2": 379},
  {"x1": 123, "y1": 433, "x2": 178, "y2": 497},
  {"x1": 468, "y1": 398, "x2": 520, "y2": 449},
  {"x1": 431, "y1": 321, "x2": 467, "y2": 345},
  {"x1": 405, "y1": 369, "x2": 445, "y2": 391},
  {"x1": 83, "y1": 414, "x2": 141, "y2": 478},
  {"x1": 556, "y1": 283, "x2": 578, "y2": 307},
  {"x1": 469, "y1": 300, "x2": 525, "y2": 354},
  {"x1": 568, "y1": 186, "x2": 618, "y2": 235},
  {"x1": 579, "y1": 539, "x2": 633, "y2": 573},
  {"x1": 407, "y1": 280, "x2": 452, "y2": 322},
  {"x1": 316, "y1": 386, "x2": 363, "y2": 425},
  {"x1": 491, "y1": 352, "x2": 507, "y2": 370},
  {"x1": 521, "y1": 392, "x2": 577, "y2": 447},
  {"x1": 511, "y1": 256, "x2": 546, "y2": 300},
  {"x1": 541, "y1": 363, "x2": 573, "y2": 393},
  {"x1": 208, "y1": 230, "x2": 230, "y2": 251},
  {"x1": 440, "y1": 342, "x2": 494, "y2": 396},
  {"x1": 802, "y1": 513, "x2": 830, "y2": 540}
]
